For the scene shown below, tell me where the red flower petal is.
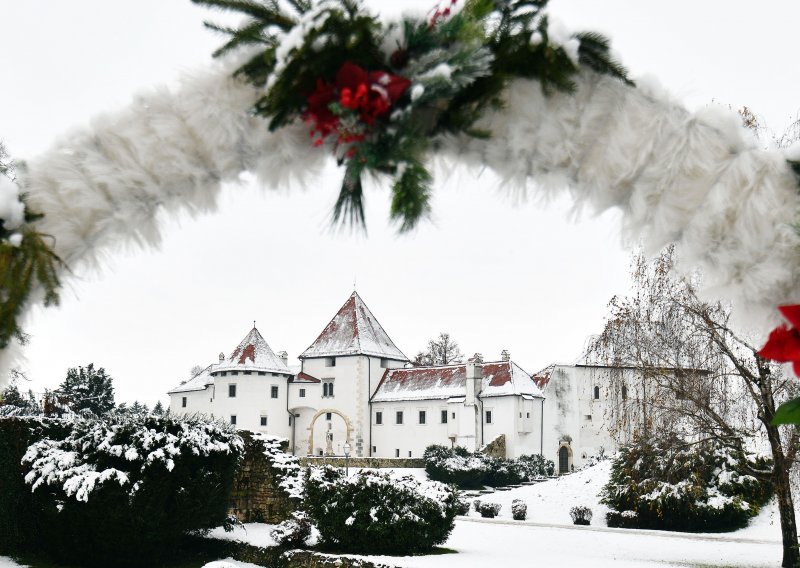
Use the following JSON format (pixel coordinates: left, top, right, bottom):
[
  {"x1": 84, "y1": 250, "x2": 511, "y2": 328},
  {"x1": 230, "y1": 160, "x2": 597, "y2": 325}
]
[
  {"x1": 759, "y1": 325, "x2": 800, "y2": 362},
  {"x1": 779, "y1": 304, "x2": 800, "y2": 330},
  {"x1": 336, "y1": 61, "x2": 368, "y2": 91}
]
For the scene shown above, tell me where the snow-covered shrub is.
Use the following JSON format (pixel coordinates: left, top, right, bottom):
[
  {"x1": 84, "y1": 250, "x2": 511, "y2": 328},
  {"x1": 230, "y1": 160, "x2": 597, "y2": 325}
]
[
  {"x1": 271, "y1": 511, "x2": 314, "y2": 548},
  {"x1": 511, "y1": 499, "x2": 527, "y2": 521},
  {"x1": 455, "y1": 498, "x2": 471, "y2": 516},
  {"x1": 478, "y1": 501, "x2": 501, "y2": 518},
  {"x1": 21, "y1": 413, "x2": 242, "y2": 567},
  {"x1": 570, "y1": 505, "x2": 593, "y2": 525},
  {"x1": 423, "y1": 445, "x2": 553, "y2": 488},
  {"x1": 606, "y1": 510, "x2": 638, "y2": 529},
  {"x1": 473, "y1": 498, "x2": 482, "y2": 511},
  {"x1": 601, "y1": 438, "x2": 772, "y2": 532},
  {"x1": 516, "y1": 453, "x2": 555, "y2": 478},
  {"x1": 303, "y1": 466, "x2": 458, "y2": 555}
]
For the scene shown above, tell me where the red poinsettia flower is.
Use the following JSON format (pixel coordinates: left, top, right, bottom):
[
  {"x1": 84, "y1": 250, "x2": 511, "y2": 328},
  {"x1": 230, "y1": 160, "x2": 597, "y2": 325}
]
[
  {"x1": 759, "y1": 305, "x2": 800, "y2": 376},
  {"x1": 304, "y1": 79, "x2": 339, "y2": 144}
]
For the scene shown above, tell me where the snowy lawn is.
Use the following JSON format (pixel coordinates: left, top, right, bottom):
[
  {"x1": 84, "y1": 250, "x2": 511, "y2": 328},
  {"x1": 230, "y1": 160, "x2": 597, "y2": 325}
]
[{"x1": 206, "y1": 523, "x2": 279, "y2": 549}]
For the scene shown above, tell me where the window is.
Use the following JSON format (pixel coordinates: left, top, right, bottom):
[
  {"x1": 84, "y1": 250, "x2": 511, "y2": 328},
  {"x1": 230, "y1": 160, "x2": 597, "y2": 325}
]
[
  {"x1": 372, "y1": 446, "x2": 376, "y2": 453},
  {"x1": 419, "y1": 410, "x2": 426, "y2": 424},
  {"x1": 452, "y1": 412, "x2": 455, "y2": 419},
  {"x1": 326, "y1": 412, "x2": 332, "y2": 421},
  {"x1": 485, "y1": 410, "x2": 493, "y2": 424},
  {"x1": 231, "y1": 371, "x2": 239, "y2": 376},
  {"x1": 299, "y1": 388, "x2": 306, "y2": 398},
  {"x1": 408, "y1": 451, "x2": 412, "y2": 457},
  {"x1": 441, "y1": 410, "x2": 448, "y2": 424},
  {"x1": 375, "y1": 411, "x2": 383, "y2": 425},
  {"x1": 526, "y1": 412, "x2": 530, "y2": 418},
  {"x1": 271, "y1": 385, "x2": 279, "y2": 399},
  {"x1": 244, "y1": 371, "x2": 252, "y2": 375},
  {"x1": 593, "y1": 386, "x2": 600, "y2": 400},
  {"x1": 221, "y1": 371, "x2": 227, "y2": 376},
  {"x1": 230, "y1": 415, "x2": 237, "y2": 425},
  {"x1": 181, "y1": 397, "x2": 187, "y2": 408},
  {"x1": 585, "y1": 415, "x2": 592, "y2": 421},
  {"x1": 395, "y1": 449, "x2": 400, "y2": 458},
  {"x1": 380, "y1": 358, "x2": 390, "y2": 368},
  {"x1": 396, "y1": 411, "x2": 404, "y2": 425},
  {"x1": 260, "y1": 416, "x2": 267, "y2": 427},
  {"x1": 519, "y1": 412, "x2": 522, "y2": 418},
  {"x1": 228, "y1": 384, "x2": 237, "y2": 398},
  {"x1": 323, "y1": 381, "x2": 335, "y2": 397},
  {"x1": 258, "y1": 371, "x2": 266, "y2": 376},
  {"x1": 621, "y1": 386, "x2": 628, "y2": 400},
  {"x1": 324, "y1": 357, "x2": 336, "y2": 367},
  {"x1": 289, "y1": 415, "x2": 293, "y2": 426}
]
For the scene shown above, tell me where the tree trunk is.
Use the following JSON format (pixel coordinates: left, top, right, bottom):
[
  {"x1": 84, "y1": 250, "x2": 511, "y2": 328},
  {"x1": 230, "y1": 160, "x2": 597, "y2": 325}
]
[{"x1": 767, "y1": 423, "x2": 799, "y2": 567}]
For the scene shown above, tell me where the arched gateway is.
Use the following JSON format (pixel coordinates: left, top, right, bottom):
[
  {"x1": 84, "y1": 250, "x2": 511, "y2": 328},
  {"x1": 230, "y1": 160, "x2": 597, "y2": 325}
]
[{"x1": 306, "y1": 408, "x2": 353, "y2": 456}]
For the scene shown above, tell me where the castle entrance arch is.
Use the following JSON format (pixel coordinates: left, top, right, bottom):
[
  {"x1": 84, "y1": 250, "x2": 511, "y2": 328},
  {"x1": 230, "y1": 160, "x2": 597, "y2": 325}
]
[{"x1": 307, "y1": 408, "x2": 353, "y2": 456}]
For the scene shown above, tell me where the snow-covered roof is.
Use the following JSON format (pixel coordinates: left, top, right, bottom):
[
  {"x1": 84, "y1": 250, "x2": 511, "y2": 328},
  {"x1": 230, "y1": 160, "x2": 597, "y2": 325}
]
[
  {"x1": 215, "y1": 327, "x2": 291, "y2": 375},
  {"x1": 299, "y1": 292, "x2": 408, "y2": 361},
  {"x1": 371, "y1": 361, "x2": 544, "y2": 402},
  {"x1": 168, "y1": 365, "x2": 214, "y2": 394},
  {"x1": 291, "y1": 372, "x2": 321, "y2": 384}
]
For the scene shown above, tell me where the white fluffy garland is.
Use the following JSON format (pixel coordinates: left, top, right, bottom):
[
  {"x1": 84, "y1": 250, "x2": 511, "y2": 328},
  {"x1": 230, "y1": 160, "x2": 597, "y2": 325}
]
[{"x1": 6, "y1": 61, "x2": 800, "y2": 381}]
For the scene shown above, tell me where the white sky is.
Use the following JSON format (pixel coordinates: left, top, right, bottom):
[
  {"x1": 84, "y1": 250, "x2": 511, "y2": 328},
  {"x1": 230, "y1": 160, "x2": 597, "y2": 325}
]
[{"x1": 1, "y1": 1, "x2": 799, "y2": 406}]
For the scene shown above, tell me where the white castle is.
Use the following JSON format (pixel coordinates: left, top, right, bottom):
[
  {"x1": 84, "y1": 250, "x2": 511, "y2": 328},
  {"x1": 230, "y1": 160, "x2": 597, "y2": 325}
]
[{"x1": 169, "y1": 291, "x2": 631, "y2": 471}]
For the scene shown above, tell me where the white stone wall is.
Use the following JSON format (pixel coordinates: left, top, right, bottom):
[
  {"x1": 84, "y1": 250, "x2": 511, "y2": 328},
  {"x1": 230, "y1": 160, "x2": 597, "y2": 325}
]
[
  {"x1": 212, "y1": 372, "x2": 293, "y2": 438},
  {"x1": 169, "y1": 386, "x2": 213, "y2": 417},
  {"x1": 370, "y1": 399, "x2": 456, "y2": 458}
]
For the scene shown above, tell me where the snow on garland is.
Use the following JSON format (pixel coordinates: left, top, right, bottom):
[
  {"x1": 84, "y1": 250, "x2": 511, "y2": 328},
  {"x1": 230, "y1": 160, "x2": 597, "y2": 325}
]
[{"x1": 3, "y1": 0, "x2": 800, "y2": 383}]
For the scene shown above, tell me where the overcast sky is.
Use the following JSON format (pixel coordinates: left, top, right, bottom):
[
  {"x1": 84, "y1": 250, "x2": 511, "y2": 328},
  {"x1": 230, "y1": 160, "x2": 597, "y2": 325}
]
[{"x1": 1, "y1": 1, "x2": 799, "y2": 406}]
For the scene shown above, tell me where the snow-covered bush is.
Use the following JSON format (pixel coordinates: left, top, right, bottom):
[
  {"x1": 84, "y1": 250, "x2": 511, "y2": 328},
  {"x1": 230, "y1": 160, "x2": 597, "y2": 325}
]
[
  {"x1": 455, "y1": 498, "x2": 471, "y2": 516},
  {"x1": 478, "y1": 501, "x2": 501, "y2": 518},
  {"x1": 423, "y1": 445, "x2": 554, "y2": 488},
  {"x1": 511, "y1": 499, "x2": 527, "y2": 521},
  {"x1": 601, "y1": 438, "x2": 772, "y2": 532},
  {"x1": 606, "y1": 510, "x2": 638, "y2": 529},
  {"x1": 303, "y1": 466, "x2": 458, "y2": 555},
  {"x1": 20, "y1": 413, "x2": 242, "y2": 566},
  {"x1": 271, "y1": 511, "x2": 314, "y2": 548},
  {"x1": 473, "y1": 498, "x2": 482, "y2": 511},
  {"x1": 570, "y1": 505, "x2": 593, "y2": 525}
]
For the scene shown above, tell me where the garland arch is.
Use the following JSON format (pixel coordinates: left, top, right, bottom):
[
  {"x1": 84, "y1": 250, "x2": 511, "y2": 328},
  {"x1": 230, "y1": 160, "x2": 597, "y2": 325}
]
[{"x1": 2, "y1": 0, "x2": 800, "y2": 384}]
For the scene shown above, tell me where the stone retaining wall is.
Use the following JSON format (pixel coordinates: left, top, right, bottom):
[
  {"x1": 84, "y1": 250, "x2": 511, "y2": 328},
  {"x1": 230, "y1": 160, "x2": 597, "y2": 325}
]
[
  {"x1": 299, "y1": 456, "x2": 424, "y2": 468},
  {"x1": 285, "y1": 550, "x2": 396, "y2": 568}
]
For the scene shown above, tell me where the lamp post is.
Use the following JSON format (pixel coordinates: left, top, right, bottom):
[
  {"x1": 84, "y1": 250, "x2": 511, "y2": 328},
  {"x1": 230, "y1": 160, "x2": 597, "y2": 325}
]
[{"x1": 343, "y1": 442, "x2": 351, "y2": 477}]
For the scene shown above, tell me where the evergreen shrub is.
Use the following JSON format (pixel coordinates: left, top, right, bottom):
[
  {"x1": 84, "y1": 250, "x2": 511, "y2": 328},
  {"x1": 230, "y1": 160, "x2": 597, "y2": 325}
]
[
  {"x1": 511, "y1": 499, "x2": 527, "y2": 521},
  {"x1": 303, "y1": 467, "x2": 457, "y2": 555},
  {"x1": 455, "y1": 498, "x2": 471, "y2": 516},
  {"x1": 570, "y1": 506, "x2": 593, "y2": 525},
  {"x1": 271, "y1": 511, "x2": 314, "y2": 548},
  {"x1": 20, "y1": 413, "x2": 242, "y2": 567},
  {"x1": 601, "y1": 438, "x2": 772, "y2": 532},
  {"x1": 606, "y1": 510, "x2": 638, "y2": 529},
  {"x1": 478, "y1": 501, "x2": 501, "y2": 518},
  {"x1": 423, "y1": 444, "x2": 554, "y2": 489}
]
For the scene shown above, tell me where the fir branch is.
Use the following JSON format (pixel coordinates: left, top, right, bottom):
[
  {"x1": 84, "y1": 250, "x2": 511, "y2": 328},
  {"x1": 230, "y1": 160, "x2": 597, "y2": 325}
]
[
  {"x1": 332, "y1": 160, "x2": 367, "y2": 231},
  {"x1": 576, "y1": 31, "x2": 632, "y2": 86},
  {"x1": 390, "y1": 159, "x2": 432, "y2": 232}
]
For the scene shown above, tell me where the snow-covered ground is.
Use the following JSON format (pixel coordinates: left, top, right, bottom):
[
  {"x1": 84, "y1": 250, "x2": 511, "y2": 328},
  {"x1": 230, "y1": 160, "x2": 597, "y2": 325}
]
[{"x1": 207, "y1": 523, "x2": 279, "y2": 549}]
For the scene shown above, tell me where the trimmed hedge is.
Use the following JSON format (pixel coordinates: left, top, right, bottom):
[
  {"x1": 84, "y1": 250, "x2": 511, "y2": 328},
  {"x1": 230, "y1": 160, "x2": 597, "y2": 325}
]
[
  {"x1": 423, "y1": 444, "x2": 554, "y2": 489},
  {"x1": 304, "y1": 466, "x2": 457, "y2": 555},
  {"x1": 1, "y1": 413, "x2": 242, "y2": 567},
  {"x1": 601, "y1": 438, "x2": 772, "y2": 532}
]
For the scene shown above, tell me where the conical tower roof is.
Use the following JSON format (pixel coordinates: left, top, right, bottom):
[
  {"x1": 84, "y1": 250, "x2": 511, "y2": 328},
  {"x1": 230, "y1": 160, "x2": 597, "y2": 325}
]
[
  {"x1": 216, "y1": 326, "x2": 290, "y2": 374},
  {"x1": 300, "y1": 292, "x2": 408, "y2": 361}
]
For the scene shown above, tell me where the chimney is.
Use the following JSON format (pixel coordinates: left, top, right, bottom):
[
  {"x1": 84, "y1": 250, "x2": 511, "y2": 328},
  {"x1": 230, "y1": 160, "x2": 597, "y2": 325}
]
[
  {"x1": 465, "y1": 353, "x2": 484, "y2": 404},
  {"x1": 278, "y1": 350, "x2": 288, "y2": 366},
  {"x1": 501, "y1": 349, "x2": 510, "y2": 362},
  {"x1": 218, "y1": 352, "x2": 225, "y2": 363}
]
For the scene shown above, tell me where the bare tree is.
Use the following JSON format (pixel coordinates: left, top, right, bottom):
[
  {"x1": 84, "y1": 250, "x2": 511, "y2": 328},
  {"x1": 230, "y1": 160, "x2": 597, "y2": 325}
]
[
  {"x1": 588, "y1": 248, "x2": 799, "y2": 567},
  {"x1": 414, "y1": 332, "x2": 464, "y2": 366}
]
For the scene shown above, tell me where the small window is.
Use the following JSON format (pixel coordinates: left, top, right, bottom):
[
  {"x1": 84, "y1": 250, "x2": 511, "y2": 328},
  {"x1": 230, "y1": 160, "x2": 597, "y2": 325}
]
[
  {"x1": 325, "y1": 357, "x2": 336, "y2": 367},
  {"x1": 585, "y1": 414, "x2": 592, "y2": 421},
  {"x1": 621, "y1": 386, "x2": 628, "y2": 400},
  {"x1": 244, "y1": 371, "x2": 252, "y2": 375},
  {"x1": 593, "y1": 386, "x2": 600, "y2": 400},
  {"x1": 221, "y1": 371, "x2": 227, "y2": 377},
  {"x1": 299, "y1": 388, "x2": 306, "y2": 398},
  {"x1": 380, "y1": 358, "x2": 390, "y2": 368},
  {"x1": 229, "y1": 384, "x2": 237, "y2": 398},
  {"x1": 231, "y1": 371, "x2": 239, "y2": 376},
  {"x1": 441, "y1": 410, "x2": 448, "y2": 424},
  {"x1": 323, "y1": 381, "x2": 335, "y2": 397},
  {"x1": 271, "y1": 385, "x2": 279, "y2": 399},
  {"x1": 181, "y1": 397, "x2": 187, "y2": 408},
  {"x1": 419, "y1": 410, "x2": 426, "y2": 424},
  {"x1": 452, "y1": 412, "x2": 455, "y2": 419},
  {"x1": 395, "y1": 449, "x2": 400, "y2": 458},
  {"x1": 260, "y1": 416, "x2": 267, "y2": 427},
  {"x1": 519, "y1": 412, "x2": 522, "y2": 418},
  {"x1": 329, "y1": 382, "x2": 334, "y2": 397},
  {"x1": 526, "y1": 412, "x2": 530, "y2": 418},
  {"x1": 372, "y1": 445, "x2": 376, "y2": 453},
  {"x1": 230, "y1": 415, "x2": 237, "y2": 425},
  {"x1": 408, "y1": 451, "x2": 412, "y2": 458},
  {"x1": 485, "y1": 410, "x2": 493, "y2": 424},
  {"x1": 289, "y1": 415, "x2": 293, "y2": 426},
  {"x1": 326, "y1": 412, "x2": 332, "y2": 421},
  {"x1": 258, "y1": 371, "x2": 266, "y2": 376},
  {"x1": 375, "y1": 411, "x2": 383, "y2": 425},
  {"x1": 396, "y1": 411, "x2": 404, "y2": 425}
]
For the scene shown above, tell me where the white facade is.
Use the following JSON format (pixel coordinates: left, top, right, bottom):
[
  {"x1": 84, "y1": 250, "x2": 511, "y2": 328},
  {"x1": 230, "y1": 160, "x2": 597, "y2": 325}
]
[{"x1": 168, "y1": 292, "x2": 546, "y2": 460}]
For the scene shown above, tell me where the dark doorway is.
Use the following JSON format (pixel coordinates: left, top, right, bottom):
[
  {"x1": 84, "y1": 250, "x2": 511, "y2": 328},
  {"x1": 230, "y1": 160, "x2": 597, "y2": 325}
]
[{"x1": 559, "y1": 446, "x2": 569, "y2": 474}]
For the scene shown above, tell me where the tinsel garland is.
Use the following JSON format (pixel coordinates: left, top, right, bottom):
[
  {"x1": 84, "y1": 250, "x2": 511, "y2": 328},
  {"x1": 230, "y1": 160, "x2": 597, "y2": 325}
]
[{"x1": 2, "y1": 0, "x2": 800, "y2": 384}]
